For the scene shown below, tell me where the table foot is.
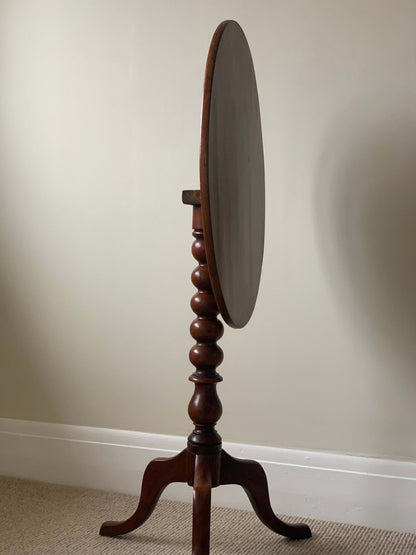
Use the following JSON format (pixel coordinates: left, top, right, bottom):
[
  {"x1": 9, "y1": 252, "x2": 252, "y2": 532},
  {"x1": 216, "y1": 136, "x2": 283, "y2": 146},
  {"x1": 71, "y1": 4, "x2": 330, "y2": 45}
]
[
  {"x1": 100, "y1": 448, "x2": 188, "y2": 537},
  {"x1": 219, "y1": 449, "x2": 312, "y2": 540}
]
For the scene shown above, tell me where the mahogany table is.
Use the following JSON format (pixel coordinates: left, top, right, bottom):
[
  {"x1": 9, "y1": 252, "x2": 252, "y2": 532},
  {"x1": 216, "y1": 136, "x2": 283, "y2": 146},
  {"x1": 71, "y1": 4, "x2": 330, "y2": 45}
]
[{"x1": 100, "y1": 20, "x2": 311, "y2": 554}]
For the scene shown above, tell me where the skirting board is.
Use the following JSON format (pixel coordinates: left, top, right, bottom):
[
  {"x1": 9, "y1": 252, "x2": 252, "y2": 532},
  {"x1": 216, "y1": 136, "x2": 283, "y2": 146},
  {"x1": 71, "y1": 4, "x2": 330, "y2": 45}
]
[{"x1": 0, "y1": 417, "x2": 415, "y2": 534}]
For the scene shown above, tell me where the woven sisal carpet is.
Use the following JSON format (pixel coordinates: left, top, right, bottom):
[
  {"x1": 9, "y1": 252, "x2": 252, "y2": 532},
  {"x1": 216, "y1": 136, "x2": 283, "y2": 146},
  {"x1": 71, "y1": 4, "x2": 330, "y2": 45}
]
[{"x1": 0, "y1": 476, "x2": 415, "y2": 554}]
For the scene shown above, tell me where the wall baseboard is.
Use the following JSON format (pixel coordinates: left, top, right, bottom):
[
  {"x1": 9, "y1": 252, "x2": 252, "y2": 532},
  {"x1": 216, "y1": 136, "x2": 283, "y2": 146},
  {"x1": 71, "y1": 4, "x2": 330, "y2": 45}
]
[{"x1": 1, "y1": 417, "x2": 415, "y2": 533}]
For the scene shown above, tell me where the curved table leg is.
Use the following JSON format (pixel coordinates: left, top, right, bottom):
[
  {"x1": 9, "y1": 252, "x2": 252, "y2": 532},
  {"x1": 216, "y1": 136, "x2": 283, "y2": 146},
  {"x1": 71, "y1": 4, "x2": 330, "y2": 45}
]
[
  {"x1": 100, "y1": 448, "x2": 188, "y2": 537},
  {"x1": 220, "y1": 450, "x2": 311, "y2": 540},
  {"x1": 191, "y1": 454, "x2": 213, "y2": 555}
]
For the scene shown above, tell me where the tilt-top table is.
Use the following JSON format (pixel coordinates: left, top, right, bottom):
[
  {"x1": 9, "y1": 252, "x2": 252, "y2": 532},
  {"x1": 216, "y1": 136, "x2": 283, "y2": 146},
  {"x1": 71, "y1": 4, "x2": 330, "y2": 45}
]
[{"x1": 100, "y1": 20, "x2": 312, "y2": 554}]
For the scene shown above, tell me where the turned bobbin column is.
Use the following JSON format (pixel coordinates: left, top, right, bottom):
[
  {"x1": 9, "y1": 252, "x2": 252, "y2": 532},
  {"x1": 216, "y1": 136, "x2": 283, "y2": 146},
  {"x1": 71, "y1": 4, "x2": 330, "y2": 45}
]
[
  {"x1": 183, "y1": 192, "x2": 224, "y2": 555},
  {"x1": 187, "y1": 202, "x2": 224, "y2": 453}
]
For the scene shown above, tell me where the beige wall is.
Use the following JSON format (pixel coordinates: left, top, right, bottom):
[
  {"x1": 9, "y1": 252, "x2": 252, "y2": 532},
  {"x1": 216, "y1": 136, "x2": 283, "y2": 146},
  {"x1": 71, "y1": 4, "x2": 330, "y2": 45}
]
[{"x1": 1, "y1": 0, "x2": 415, "y2": 461}]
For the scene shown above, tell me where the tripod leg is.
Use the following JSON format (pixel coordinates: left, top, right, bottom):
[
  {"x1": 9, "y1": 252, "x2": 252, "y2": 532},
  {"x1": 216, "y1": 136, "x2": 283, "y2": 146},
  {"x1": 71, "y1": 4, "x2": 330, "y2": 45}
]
[
  {"x1": 220, "y1": 450, "x2": 311, "y2": 540},
  {"x1": 100, "y1": 448, "x2": 188, "y2": 537},
  {"x1": 192, "y1": 454, "x2": 212, "y2": 555}
]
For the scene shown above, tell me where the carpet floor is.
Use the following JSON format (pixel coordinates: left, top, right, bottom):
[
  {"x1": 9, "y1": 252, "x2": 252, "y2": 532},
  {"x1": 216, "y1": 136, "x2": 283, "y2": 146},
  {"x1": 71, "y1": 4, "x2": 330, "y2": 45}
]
[{"x1": 0, "y1": 476, "x2": 415, "y2": 554}]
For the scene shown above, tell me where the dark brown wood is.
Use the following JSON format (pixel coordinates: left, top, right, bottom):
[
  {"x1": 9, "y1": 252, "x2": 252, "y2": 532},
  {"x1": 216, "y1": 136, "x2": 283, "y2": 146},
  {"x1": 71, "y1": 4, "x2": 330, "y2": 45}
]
[
  {"x1": 187, "y1": 203, "x2": 223, "y2": 553},
  {"x1": 99, "y1": 195, "x2": 311, "y2": 552},
  {"x1": 182, "y1": 189, "x2": 201, "y2": 205},
  {"x1": 200, "y1": 20, "x2": 265, "y2": 329},
  {"x1": 100, "y1": 20, "x2": 311, "y2": 554},
  {"x1": 99, "y1": 449, "x2": 188, "y2": 537},
  {"x1": 220, "y1": 450, "x2": 312, "y2": 539},
  {"x1": 192, "y1": 454, "x2": 213, "y2": 555},
  {"x1": 187, "y1": 204, "x2": 224, "y2": 450}
]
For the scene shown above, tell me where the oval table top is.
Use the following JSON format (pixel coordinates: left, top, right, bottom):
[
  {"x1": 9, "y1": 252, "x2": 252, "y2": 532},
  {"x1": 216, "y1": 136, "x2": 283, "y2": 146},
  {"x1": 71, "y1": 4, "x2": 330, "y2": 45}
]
[{"x1": 200, "y1": 20, "x2": 265, "y2": 329}]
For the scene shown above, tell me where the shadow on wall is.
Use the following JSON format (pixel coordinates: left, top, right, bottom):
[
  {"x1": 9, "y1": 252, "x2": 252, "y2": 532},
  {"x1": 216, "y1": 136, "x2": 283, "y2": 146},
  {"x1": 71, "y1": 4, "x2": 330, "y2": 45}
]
[
  {"x1": 315, "y1": 96, "x2": 416, "y2": 376},
  {"x1": 0, "y1": 261, "x2": 60, "y2": 422}
]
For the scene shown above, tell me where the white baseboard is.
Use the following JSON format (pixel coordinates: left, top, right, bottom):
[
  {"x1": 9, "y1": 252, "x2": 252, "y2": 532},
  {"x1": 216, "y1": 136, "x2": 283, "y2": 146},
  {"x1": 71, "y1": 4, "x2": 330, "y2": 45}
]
[{"x1": 0, "y1": 417, "x2": 415, "y2": 533}]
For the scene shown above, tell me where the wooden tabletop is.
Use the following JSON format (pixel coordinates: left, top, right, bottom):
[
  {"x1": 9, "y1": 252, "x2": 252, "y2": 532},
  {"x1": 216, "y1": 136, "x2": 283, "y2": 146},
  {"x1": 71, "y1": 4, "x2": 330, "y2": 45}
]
[{"x1": 200, "y1": 20, "x2": 265, "y2": 329}]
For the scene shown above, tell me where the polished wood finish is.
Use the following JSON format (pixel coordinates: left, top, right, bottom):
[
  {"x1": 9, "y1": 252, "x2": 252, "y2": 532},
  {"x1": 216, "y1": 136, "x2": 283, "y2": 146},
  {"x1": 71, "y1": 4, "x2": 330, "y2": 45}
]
[
  {"x1": 100, "y1": 449, "x2": 188, "y2": 537},
  {"x1": 188, "y1": 203, "x2": 223, "y2": 451},
  {"x1": 220, "y1": 451, "x2": 311, "y2": 539},
  {"x1": 100, "y1": 19, "x2": 311, "y2": 554},
  {"x1": 200, "y1": 20, "x2": 265, "y2": 329},
  {"x1": 188, "y1": 203, "x2": 223, "y2": 554},
  {"x1": 99, "y1": 199, "x2": 311, "y2": 552},
  {"x1": 183, "y1": 189, "x2": 201, "y2": 205}
]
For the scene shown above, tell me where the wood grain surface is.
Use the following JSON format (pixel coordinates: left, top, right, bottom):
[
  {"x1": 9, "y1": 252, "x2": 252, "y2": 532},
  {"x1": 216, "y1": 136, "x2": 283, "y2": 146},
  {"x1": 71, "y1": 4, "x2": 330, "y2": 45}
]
[{"x1": 200, "y1": 20, "x2": 265, "y2": 329}]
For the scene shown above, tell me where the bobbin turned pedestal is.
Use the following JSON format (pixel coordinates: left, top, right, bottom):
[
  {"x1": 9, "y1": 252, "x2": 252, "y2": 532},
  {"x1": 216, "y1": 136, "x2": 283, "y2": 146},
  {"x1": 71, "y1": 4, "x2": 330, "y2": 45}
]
[{"x1": 99, "y1": 196, "x2": 311, "y2": 554}]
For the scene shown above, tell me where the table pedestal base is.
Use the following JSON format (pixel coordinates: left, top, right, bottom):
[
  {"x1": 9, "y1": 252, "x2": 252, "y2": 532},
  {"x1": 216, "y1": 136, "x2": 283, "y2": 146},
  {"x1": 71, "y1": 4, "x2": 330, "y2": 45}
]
[{"x1": 100, "y1": 445, "x2": 311, "y2": 554}]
